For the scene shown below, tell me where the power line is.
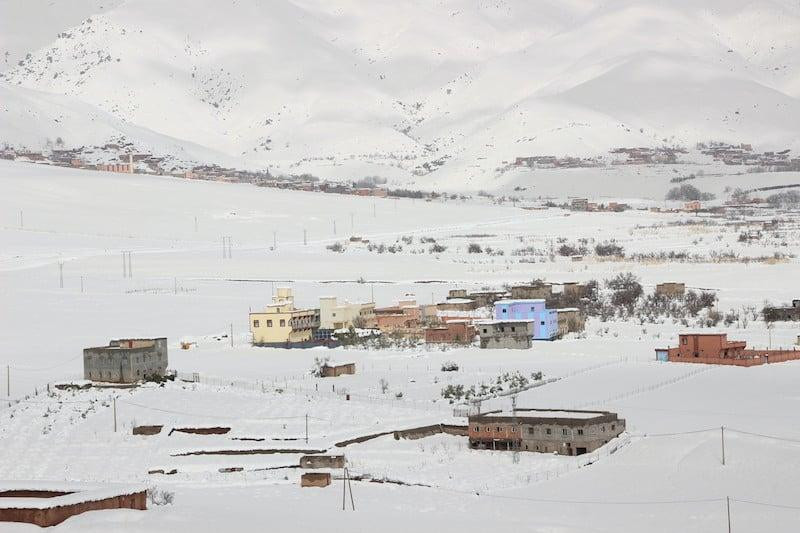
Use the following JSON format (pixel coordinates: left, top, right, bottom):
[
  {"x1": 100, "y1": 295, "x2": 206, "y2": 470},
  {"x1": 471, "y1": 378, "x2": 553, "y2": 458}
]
[
  {"x1": 118, "y1": 399, "x2": 328, "y2": 421},
  {"x1": 730, "y1": 498, "x2": 800, "y2": 511},
  {"x1": 727, "y1": 428, "x2": 800, "y2": 444},
  {"x1": 630, "y1": 427, "x2": 718, "y2": 438},
  {"x1": 6, "y1": 355, "x2": 83, "y2": 372}
]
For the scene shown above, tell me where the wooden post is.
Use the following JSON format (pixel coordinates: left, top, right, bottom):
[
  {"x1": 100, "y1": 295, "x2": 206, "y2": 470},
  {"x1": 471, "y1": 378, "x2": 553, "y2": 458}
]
[
  {"x1": 113, "y1": 397, "x2": 117, "y2": 433},
  {"x1": 726, "y1": 496, "x2": 731, "y2": 533},
  {"x1": 721, "y1": 426, "x2": 726, "y2": 466}
]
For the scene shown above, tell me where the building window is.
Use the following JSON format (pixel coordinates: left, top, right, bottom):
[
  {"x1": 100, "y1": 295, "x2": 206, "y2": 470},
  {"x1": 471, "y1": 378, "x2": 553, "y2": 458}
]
[
  {"x1": 577, "y1": 429, "x2": 584, "y2": 435},
  {"x1": 511, "y1": 326, "x2": 516, "y2": 332},
  {"x1": 280, "y1": 319, "x2": 286, "y2": 327},
  {"x1": 562, "y1": 428, "x2": 568, "y2": 436},
  {"x1": 495, "y1": 427, "x2": 500, "y2": 432},
  {"x1": 540, "y1": 321, "x2": 545, "y2": 325},
  {"x1": 611, "y1": 424, "x2": 615, "y2": 430},
  {"x1": 682, "y1": 337, "x2": 688, "y2": 345},
  {"x1": 511, "y1": 427, "x2": 516, "y2": 433},
  {"x1": 602, "y1": 426, "x2": 606, "y2": 432},
  {"x1": 486, "y1": 427, "x2": 490, "y2": 433},
  {"x1": 546, "y1": 428, "x2": 552, "y2": 435},
  {"x1": 253, "y1": 320, "x2": 260, "y2": 328},
  {"x1": 483, "y1": 329, "x2": 487, "y2": 334},
  {"x1": 267, "y1": 320, "x2": 273, "y2": 327},
  {"x1": 474, "y1": 426, "x2": 480, "y2": 432},
  {"x1": 528, "y1": 427, "x2": 535, "y2": 435}
]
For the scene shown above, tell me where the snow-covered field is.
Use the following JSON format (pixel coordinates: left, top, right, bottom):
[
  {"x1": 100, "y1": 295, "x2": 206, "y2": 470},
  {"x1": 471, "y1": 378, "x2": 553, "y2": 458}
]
[{"x1": 2, "y1": 161, "x2": 800, "y2": 531}]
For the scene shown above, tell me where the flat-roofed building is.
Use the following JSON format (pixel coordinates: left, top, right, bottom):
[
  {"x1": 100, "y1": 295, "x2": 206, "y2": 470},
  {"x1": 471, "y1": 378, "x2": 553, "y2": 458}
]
[
  {"x1": 83, "y1": 338, "x2": 168, "y2": 383},
  {"x1": 468, "y1": 408, "x2": 625, "y2": 455},
  {"x1": 477, "y1": 320, "x2": 533, "y2": 349},
  {"x1": 250, "y1": 288, "x2": 320, "y2": 347}
]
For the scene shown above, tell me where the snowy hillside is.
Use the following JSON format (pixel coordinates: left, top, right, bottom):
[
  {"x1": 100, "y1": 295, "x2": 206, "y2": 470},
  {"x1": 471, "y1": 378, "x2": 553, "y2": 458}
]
[{"x1": 1, "y1": 0, "x2": 800, "y2": 187}]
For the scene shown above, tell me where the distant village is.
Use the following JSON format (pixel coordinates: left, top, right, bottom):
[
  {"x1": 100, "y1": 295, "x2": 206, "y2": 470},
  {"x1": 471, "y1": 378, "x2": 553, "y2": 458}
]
[
  {"x1": 512, "y1": 142, "x2": 800, "y2": 172},
  {"x1": 0, "y1": 142, "x2": 442, "y2": 201}
]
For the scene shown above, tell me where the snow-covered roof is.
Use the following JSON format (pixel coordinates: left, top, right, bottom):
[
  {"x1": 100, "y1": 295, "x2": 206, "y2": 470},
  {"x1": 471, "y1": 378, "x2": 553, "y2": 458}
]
[
  {"x1": 480, "y1": 409, "x2": 605, "y2": 420},
  {"x1": 495, "y1": 299, "x2": 546, "y2": 304},
  {"x1": 443, "y1": 298, "x2": 475, "y2": 304},
  {"x1": 0, "y1": 481, "x2": 146, "y2": 510}
]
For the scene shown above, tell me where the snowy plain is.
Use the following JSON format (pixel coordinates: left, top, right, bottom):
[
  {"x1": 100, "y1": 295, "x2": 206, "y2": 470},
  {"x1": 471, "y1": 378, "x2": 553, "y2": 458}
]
[{"x1": 1, "y1": 160, "x2": 799, "y2": 531}]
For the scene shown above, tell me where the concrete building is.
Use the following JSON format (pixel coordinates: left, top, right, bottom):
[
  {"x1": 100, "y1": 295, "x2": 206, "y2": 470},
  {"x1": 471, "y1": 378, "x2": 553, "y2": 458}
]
[
  {"x1": 556, "y1": 308, "x2": 585, "y2": 337},
  {"x1": 320, "y1": 361, "x2": 356, "y2": 377},
  {"x1": 424, "y1": 321, "x2": 475, "y2": 344},
  {"x1": 656, "y1": 333, "x2": 800, "y2": 366},
  {"x1": 494, "y1": 299, "x2": 558, "y2": 340},
  {"x1": 560, "y1": 282, "x2": 587, "y2": 299},
  {"x1": 83, "y1": 338, "x2": 168, "y2": 383},
  {"x1": 468, "y1": 409, "x2": 625, "y2": 455},
  {"x1": 477, "y1": 320, "x2": 533, "y2": 349},
  {"x1": 510, "y1": 284, "x2": 552, "y2": 300},
  {"x1": 319, "y1": 296, "x2": 375, "y2": 330},
  {"x1": 250, "y1": 288, "x2": 321, "y2": 347},
  {"x1": 571, "y1": 198, "x2": 589, "y2": 211},
  {"x1": 468, "y1": 290, "x2": 507, "y2": 308},
  {"x1": 448, "y1": 289, "x2": 468, "y2": 299},
  {"x1": 436, "y1": 298, "x2": 478, "y2": 312},
  {"x1": 655, "y1": 282, "x2": 686, "y2": 298}
]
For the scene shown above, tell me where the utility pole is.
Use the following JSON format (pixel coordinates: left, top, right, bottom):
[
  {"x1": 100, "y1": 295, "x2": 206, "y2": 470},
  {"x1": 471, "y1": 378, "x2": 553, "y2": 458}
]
[
  {"x1": 370, "y1": 283, "x2": 374, "y2": 303},
  {"x1": 19, "y1": 210, "x2": 23, "y2": 229},
  {"x1": 127, "y1": 252, "x2": 132, "y2": 278},
  {"x1": 333, "y1": 220, "x2": 336, "y2": 235},
  {"x1": 113, "y1": 397, "x2": 117, "y2": 433},
  {"x1": 6, "y1": 365, "x2": 10, "y2": 406},
  {"x1": 273, "y1": 231, "x2": 277, "y2": 250},
  {"x1": 342, "y1": 462, "x2": 355, "y2": 511},
  {"x1": 305, "y1": 413, "x2": 309, "y2": 444},
  {"x1": 174, "y1": 277, "x2": 178, "y2": 295},
  {"x1": 80, "y1": 276, "x2": 84, "y2": 293},
  {"x1": 58, "y1": 262, "x2": 64, "y2": 289},
  {"x1": 303, "y1": 229, "x2": 307, "y2": 246},
  {"x1": 230, "y1": 324, "x2": 234, "y2": 347},
  {"x1": 726, "y1": 496, "x2": 731, "y2": 533},
  {"x1": 721, "y1": 426, "x2": 726, "y2": 466}
]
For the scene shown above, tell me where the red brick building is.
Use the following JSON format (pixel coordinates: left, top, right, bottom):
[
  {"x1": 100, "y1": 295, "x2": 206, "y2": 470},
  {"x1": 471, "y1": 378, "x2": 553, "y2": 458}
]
[
  {"x1": 657, "y1": 333, "x2": 800, "y2": 366},
  {"x1": 424, "y1": 321, "x2": 475, "y2": 344}
]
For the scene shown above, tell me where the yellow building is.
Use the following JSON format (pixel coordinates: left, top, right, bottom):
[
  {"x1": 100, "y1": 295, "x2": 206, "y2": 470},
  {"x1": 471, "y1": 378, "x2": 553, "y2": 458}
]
[
  {"x1": 250, "y1": 288, "x2": 320, "y2": 346},
  {"x1": 319, "y1": 296, "x2": 375, "y2": 330}
]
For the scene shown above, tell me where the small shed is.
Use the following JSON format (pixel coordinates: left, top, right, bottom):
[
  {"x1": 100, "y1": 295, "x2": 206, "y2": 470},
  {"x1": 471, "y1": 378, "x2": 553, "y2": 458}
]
[
  {"x1": 321, "y1": 362, "x2": 356, "y2": 378},
  {"x1": 300, "y1": 455, "x2": 345, "y2": 469},
  {"x1": 301, "y1": 472, "x2": 331, "y2": 488}
]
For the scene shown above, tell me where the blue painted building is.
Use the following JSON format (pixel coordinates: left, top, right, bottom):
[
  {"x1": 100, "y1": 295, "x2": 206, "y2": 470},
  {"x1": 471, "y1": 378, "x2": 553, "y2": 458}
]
[{"x1": 493, "y1": 299, "x2": 558, "y2": 340}]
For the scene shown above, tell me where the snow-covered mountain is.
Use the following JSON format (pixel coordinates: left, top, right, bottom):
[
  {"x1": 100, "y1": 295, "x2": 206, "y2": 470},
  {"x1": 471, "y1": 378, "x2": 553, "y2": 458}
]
[{"x1": 2, "y1": 0, "x2": 799, "y2": 187}]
